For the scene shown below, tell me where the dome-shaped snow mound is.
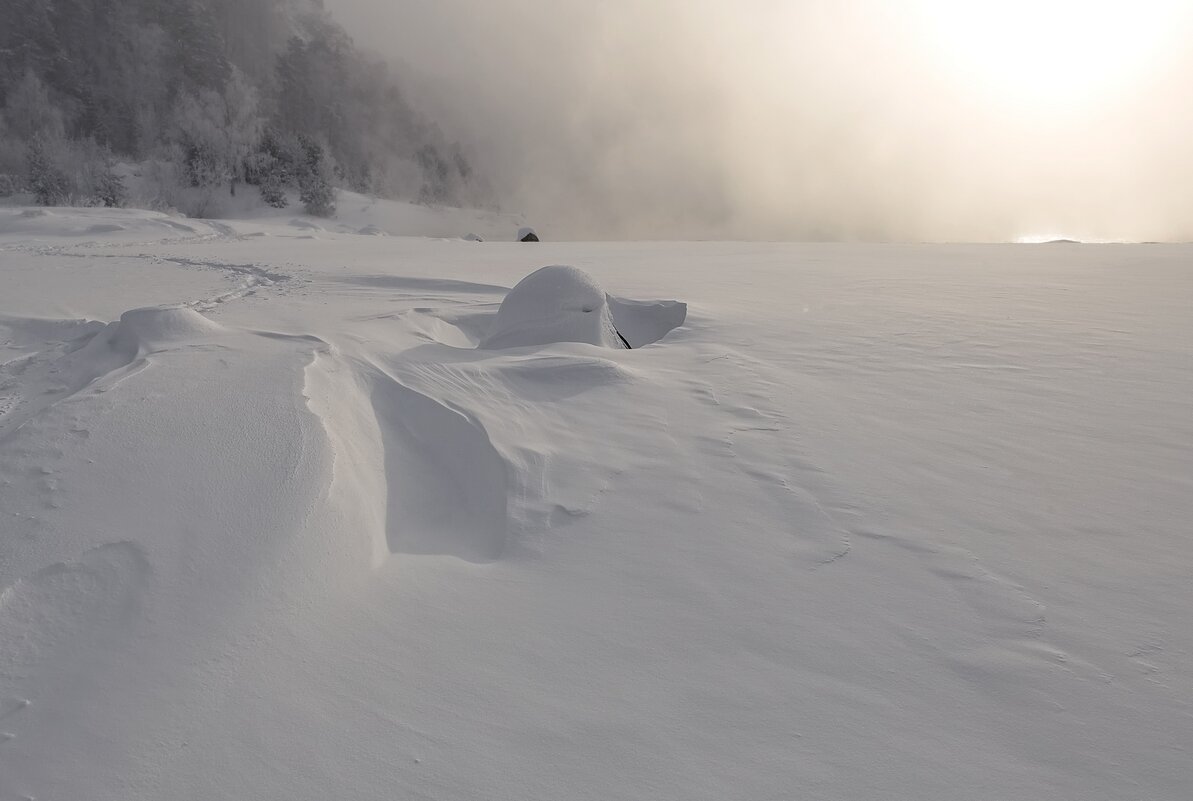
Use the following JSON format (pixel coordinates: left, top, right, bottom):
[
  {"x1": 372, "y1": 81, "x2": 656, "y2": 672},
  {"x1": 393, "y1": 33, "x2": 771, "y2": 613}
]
[
  {"x1": 480, "y1": 265, "x2": 687, "y2": 350},
  {"x1": 481, "y1": 266, "x2": 622, "y2": 350},
  {"x1": 111, "y1": 306, "x2": 224, "y2": 354}
]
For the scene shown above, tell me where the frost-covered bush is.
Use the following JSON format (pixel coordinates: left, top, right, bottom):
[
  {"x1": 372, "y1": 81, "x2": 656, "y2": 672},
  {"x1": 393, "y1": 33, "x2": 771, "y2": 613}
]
[
  {"x1": 23, "y1": 137, "x2": 129, "y2": 207},
  {"x1": 137, "y1": 149, "x2": 223, "y2": 218},
  {"x1": 136, "y1": 157, "x2": 187, "y2": 213},
  {"x1": 96, "y1": 168, "x2": 129, "y2": 208}
]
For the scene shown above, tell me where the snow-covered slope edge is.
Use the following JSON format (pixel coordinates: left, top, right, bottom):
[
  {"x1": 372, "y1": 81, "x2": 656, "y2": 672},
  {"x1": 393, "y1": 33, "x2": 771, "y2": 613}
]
[{"x1": 0, "y1": 192, "x2": 528, "y2": 245}]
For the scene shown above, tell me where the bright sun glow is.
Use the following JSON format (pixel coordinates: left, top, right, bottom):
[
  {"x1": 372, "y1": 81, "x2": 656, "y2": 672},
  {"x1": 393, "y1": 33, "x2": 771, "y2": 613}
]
[{"x1": 923, "y1": 0, "x2": 1186, "y2": 105}]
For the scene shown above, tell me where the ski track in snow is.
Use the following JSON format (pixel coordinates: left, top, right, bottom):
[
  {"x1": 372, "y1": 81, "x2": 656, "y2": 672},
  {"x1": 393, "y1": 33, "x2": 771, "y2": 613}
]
[
  {"x1": 1, "y1": 213, "x2": 294, "y2": 315},
  {"x1": 153, "y1": 255, "x2": 292, "y2": 312}
]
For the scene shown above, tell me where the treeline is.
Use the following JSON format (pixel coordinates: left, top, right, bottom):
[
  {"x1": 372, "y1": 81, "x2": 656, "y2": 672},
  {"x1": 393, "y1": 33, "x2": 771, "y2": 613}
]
[{"x1": 0, "y1": 0, "x2": 485, "y2": 216}]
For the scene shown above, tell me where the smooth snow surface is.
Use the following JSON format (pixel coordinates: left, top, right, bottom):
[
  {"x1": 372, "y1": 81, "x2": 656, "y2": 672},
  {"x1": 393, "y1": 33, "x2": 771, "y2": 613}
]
[{"x1": 1, "y1": 208, "x2": 1192, "y2": 801}]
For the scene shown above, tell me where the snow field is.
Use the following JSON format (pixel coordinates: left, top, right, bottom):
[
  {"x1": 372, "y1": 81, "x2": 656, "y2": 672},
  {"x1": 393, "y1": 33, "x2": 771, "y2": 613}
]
[{"x1": 0, "y1": 207, "x2": 1191, "y2": 800}]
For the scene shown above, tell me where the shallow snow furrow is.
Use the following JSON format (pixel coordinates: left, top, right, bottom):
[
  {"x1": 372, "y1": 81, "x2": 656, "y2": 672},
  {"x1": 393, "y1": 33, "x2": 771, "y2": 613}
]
[{"x1": 682, "y1": 351, "x2": 856, "y2": 568}]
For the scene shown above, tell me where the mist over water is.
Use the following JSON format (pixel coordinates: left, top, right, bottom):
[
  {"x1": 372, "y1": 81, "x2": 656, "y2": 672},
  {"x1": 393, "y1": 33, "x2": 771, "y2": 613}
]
[{"x1": 327, "y1": 0, "x2": 1193, "y2": 242}]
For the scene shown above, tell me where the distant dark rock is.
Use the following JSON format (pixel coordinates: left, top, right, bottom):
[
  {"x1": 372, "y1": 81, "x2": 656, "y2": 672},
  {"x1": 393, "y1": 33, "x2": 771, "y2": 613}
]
[{"x1": 518, "y1": 227, "x2": 539, "y2": 242}]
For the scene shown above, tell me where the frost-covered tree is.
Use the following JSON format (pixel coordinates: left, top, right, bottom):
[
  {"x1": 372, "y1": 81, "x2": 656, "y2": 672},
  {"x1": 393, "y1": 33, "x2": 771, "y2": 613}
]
[
  {"x1": 0, "y1": 0, "x2": 488, "y2": 211},
  {"x1": 222, "y1": 69, "x2": 265, "y2": 196},
  {"x1": 3, "y1": 71, "x2": 65, "y2": 143},
  {"x1": 172, "y1": 68, "x2": 262, "y2": 198},
  {"x1": 0, "y1": 0, "x2": 61, "y2": 98},
  {"x1": 246, "y1": 128, "x2": 299, "y2": 208},
  {"x1": 26, "y1": 138, "x2": 69, "y2": 205},
  {"x1": 297, "y1": 137, "x2": 336, "y2": 217},
  {"x1": 160, "y1": 0, "x2": 233, "y2": 92}
]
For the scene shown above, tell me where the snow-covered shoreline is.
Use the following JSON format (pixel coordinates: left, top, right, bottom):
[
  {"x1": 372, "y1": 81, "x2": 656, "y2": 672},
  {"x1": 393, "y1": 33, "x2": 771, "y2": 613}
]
[{"x1": 2, "y1": 206, "x2": 1191, "y2": 800}]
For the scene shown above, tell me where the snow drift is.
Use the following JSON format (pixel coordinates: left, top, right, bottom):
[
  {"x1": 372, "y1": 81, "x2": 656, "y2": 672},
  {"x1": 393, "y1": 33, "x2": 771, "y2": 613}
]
[
  {"x1": 109, "y1": 306, "x2": 224, "y2": 355},
  {"x1": 480, "y1": 265, "x2": 686, "y2": 350}
]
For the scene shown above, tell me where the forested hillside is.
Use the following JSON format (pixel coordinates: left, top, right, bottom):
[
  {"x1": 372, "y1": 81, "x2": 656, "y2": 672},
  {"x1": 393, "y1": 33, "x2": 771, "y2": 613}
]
[{"x1": 0, "y1": 0, "x2": 485, "y2": 215}]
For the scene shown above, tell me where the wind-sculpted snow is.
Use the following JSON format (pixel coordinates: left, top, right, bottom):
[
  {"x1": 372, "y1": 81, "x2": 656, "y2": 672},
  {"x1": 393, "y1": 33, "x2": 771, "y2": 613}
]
[
  {"x1": 607, "y1": 296, "x2": 688, "y2": 348},
  {"x1": 481, "y1": 265, "x2": 686, "y2": 350},
  {"x1": 108, "y1": 306, "x2": 225, "y2": 355},
  {"x1": 301, "y1": 344, "x2": 640, "y2": 564},
  {"x1": 0, "y1": 307, "x2": 228, "y2": 443},
  {"x1": 1, "y1": 210, "x2": 1192, "y2": 801},
  {"x1": 368, "y1": 369, "x2": 510, "y2": 562},
  {"x1": 481, "y1": 265, "x2": 623, "y2": 349}
]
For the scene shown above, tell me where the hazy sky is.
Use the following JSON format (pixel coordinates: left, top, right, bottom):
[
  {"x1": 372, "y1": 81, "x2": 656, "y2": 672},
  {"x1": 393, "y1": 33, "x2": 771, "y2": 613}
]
[{"x1": 326, "y1": 0, "x2": 1193, "y2": 241}]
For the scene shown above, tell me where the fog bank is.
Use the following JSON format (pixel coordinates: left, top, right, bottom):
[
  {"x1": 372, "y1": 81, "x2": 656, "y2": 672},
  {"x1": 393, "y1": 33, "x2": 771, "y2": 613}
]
[{"x1": 327, "y1": 0, "x2": 1193, "y2": 241}]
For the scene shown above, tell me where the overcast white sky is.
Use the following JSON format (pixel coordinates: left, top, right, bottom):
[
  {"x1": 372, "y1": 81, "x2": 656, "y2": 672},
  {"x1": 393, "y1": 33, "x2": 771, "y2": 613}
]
[{"x1": 326, "y1": 0, "x2": 1193, "y2": 241}]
